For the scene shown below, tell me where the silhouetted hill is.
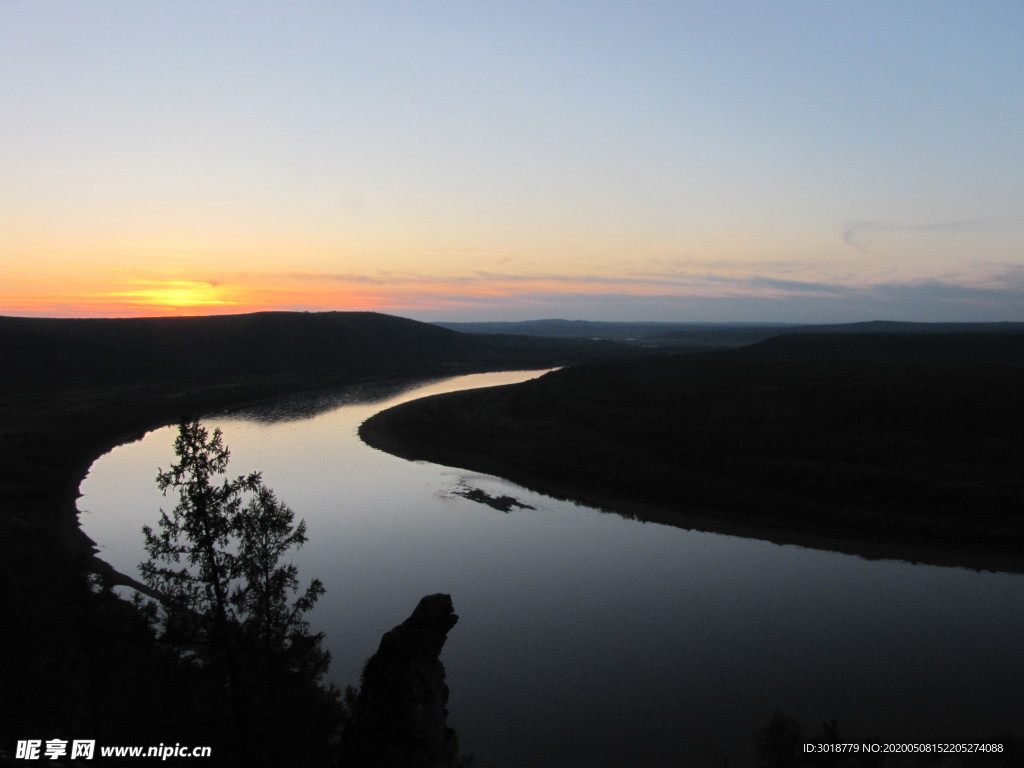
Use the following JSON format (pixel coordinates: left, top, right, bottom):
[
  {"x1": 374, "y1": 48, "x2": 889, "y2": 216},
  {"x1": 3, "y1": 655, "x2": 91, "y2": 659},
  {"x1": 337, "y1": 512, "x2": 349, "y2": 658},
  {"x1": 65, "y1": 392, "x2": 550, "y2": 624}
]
[
  {"x1": 436, "y1": 319, "x2": 706, "y2": 337},
  {"x1": 727, "y1": 330, "x2": 1024, "y2": 366},
  {"x1": 435, "y1": 319, "x2": 791, "y2": 346},
  {"x1": 784, "y1": 320, "x2": 1024, "y2": 334},
  {"x1": 0, "y1": 312, "x2": 490, "y2": 392},
  {"x1": 362, "y1": 332, "x2": 1024, "y2": 568},
  {"x1": 436, "y1": 319, "x2": 1024, "y2": 350},
  {"x1": 1, "y1": 311, "x2": 642, "y2": 394}
]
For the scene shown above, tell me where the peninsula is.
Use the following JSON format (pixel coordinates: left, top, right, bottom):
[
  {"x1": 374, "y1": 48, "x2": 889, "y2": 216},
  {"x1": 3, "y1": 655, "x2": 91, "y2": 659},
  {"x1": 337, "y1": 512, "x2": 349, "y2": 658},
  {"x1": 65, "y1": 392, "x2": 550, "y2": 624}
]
[{"x1": 361, "y1": 331, "x2": 1024, "y2": 573}]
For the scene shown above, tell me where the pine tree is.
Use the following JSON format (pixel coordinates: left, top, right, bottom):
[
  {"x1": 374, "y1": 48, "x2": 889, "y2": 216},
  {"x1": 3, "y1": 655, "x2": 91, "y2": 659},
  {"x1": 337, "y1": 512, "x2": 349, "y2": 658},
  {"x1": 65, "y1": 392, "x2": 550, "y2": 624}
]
[
  {"x1": 140, "y1": 421, "x2": 337, "y2": 766},
  {"x1": 232, "y1": 484, "x2": 330, "y2": 708},
  {"x1": 141, "y1": 421, "x2": 259, "y2": 654}
]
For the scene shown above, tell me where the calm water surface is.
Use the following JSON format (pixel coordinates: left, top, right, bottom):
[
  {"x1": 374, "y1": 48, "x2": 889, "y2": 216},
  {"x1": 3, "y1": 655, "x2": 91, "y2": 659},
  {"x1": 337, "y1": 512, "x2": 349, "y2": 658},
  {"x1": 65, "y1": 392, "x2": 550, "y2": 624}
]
[{"x1": 79, "y1": 370, "x2": 1024, "y2": 767}]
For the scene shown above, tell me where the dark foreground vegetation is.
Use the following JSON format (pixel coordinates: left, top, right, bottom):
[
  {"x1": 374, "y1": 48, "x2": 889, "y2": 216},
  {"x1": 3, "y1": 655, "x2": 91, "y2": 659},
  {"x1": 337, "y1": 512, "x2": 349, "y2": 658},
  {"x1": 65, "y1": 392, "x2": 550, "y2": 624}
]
[
  {"x1": 361, "y1": 332, "x2": 1024, "y2": 571},
  {"x1": 0, "y1": 311, "x2": 627, "y2": 766}
]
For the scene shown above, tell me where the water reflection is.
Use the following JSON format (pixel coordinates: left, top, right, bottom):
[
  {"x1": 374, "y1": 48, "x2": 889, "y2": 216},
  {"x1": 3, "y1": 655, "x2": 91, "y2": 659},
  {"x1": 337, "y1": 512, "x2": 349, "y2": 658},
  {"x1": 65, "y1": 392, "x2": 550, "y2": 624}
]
[
  {"x1": 224, "y1": 378, "x2": 446, "y2": 423},
  {"x1": 79, "y1": 369, "x2": 1024, "y2": 767}
]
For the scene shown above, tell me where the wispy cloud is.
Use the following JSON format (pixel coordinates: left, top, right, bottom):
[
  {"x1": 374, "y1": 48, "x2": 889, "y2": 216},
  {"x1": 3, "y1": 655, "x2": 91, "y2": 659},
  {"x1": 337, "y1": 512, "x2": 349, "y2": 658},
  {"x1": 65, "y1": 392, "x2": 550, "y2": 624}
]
[
  {"x1": 842, "y1": 218, "x2": 1020, "y2": 255},
  {"x1": 187, "y1": 259, "x2": 1024, "y2": 304},
  {"x1": 472, "y1": 277, "x2": 1024, "y2": 323}
]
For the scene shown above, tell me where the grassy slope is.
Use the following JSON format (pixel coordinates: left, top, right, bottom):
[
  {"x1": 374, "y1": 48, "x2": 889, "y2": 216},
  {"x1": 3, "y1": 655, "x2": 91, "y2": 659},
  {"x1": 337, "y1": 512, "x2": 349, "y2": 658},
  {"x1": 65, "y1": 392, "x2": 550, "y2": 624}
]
[{"x1": 361, "y1": 333, "x2": 1024, "y2": 570}]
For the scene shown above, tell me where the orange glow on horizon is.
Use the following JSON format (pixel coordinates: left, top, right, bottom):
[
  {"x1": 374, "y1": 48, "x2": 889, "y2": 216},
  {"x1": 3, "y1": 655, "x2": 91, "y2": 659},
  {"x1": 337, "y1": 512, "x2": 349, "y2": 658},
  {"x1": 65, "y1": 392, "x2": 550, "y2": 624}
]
[{"x1": 0, "y1": 261, "x2": 858, "y2": 319}]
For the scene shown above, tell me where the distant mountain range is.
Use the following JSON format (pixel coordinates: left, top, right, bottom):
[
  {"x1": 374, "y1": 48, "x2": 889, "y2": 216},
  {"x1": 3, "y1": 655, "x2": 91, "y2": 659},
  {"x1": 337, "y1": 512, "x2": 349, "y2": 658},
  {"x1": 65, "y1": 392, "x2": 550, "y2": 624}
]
[{"x1": 436, "y1": 319, "x2": 1024, "y2": 348}]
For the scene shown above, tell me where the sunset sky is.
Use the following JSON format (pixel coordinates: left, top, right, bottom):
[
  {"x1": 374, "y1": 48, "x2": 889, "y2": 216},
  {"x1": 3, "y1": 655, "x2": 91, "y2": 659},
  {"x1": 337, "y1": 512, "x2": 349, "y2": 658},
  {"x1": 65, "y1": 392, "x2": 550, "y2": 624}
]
[{"x1": 2, "y1": 1, "x2": 1022, "y2": 322}]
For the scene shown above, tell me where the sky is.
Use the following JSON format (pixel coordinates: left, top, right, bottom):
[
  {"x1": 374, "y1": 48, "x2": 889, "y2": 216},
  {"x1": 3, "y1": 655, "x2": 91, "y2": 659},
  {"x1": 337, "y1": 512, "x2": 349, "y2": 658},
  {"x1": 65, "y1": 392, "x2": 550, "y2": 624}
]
[{"x1": 2, "y1": 1, "x2": 1022, "y2": 322}]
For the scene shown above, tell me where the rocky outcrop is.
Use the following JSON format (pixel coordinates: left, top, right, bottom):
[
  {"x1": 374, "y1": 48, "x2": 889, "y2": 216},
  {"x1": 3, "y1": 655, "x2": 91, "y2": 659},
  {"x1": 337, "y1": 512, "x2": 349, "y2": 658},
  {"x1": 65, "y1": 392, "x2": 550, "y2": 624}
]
[{"x1": 339, "y1": 594, "x2": 464, "y2": 768}]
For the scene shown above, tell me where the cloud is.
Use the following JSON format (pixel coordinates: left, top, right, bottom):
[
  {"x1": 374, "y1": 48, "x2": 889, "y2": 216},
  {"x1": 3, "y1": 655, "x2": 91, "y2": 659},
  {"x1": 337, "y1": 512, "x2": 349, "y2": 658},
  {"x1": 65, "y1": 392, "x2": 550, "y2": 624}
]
[
  {"x1": 224, "y1": 260, "x2": 1024, "y2": 308},
  {"x1": 646, "y1": 256, "x2": 813, "y2": 277},
  {"x1": 842, "y1": 218, "x2": 1020, "y2": 255},
  {"x1": 421, "y1": 277, "x2": 1024, "y2": 323},
  {"x1": 701, "y1": 275, "x2": 851, "y2": 297},
  {"x1": 842, "y1": 220, "x2": 879, "y2": 255},
  {"x1": 54, "y1": 254, "x2": 1021, "y2": 322}
]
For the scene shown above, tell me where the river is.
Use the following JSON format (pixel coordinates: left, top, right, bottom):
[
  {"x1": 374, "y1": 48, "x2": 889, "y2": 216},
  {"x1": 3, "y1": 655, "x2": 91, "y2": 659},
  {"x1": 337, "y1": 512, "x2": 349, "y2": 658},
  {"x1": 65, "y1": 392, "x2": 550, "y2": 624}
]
[{"x1": 78, "y1": 369, "x2": 1024, "y2": 767}]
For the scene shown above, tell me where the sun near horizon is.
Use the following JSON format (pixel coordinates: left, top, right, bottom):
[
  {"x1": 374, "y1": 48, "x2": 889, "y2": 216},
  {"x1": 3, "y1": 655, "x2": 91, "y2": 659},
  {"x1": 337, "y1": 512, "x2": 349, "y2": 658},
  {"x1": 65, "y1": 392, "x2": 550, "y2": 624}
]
[{"x1": 3, "y1": 3, "x2": 1023, "y2": 324}]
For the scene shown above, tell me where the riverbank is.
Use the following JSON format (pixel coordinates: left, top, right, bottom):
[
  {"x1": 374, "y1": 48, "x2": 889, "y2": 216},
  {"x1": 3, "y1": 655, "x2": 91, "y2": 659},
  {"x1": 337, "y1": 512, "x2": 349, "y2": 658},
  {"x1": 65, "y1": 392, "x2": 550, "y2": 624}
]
[
  {"x1": 363, "y1": 406, "x2": 1024, "y2": 575},
  {"x1": 359, "y1": 338, "x2": 1024, "y2": 575},
  {"x1": 5, "y1": 364, "x2": 533, "y2": 576},
  {"x1": 1, "y1": 374, "x2": 350, "y2": 754},
  {"x1": 2, "y1": 372, "x2": 573, "y2": 758},
  {"x1": 360, "y1": 396, "x2": 1024, "y2": 574}
]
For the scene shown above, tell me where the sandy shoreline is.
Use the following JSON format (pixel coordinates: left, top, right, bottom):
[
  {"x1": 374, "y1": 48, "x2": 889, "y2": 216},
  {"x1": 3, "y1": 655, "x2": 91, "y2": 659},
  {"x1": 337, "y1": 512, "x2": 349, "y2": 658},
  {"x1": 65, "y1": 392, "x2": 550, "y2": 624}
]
[{"x1": 359, "y1": 402, "x2": 1024, "y2": 575}]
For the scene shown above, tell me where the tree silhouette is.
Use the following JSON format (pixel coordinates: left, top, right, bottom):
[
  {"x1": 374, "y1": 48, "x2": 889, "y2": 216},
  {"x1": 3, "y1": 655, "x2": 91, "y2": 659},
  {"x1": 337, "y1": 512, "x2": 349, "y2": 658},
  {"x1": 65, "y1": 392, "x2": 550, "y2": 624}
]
[
  {"x1": 141, "y1": 421, "x2": 258, "y2": 654},
  {"x1": 233, "y1": 483, "x2": 330, "y2": 715},
  {"x1": 754, "y1": 710, "x2": 804, "y2": 768},
  {"x1": 140, "y1": 421, "x2": 337, "y2": 766}
]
